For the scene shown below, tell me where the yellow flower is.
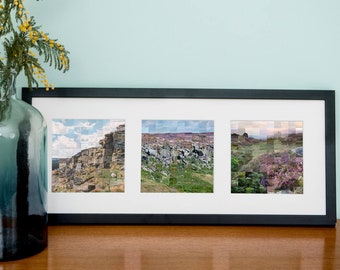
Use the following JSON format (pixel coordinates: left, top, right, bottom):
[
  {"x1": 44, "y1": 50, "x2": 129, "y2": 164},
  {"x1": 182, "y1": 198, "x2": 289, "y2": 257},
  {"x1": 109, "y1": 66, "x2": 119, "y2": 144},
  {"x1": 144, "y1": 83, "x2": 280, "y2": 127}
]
[
  {"x1": 49, "y1": 40, "x2": 55, "y2": 48},
  {"x1": 19, "y1": 25, "x2": 26, "y2": 32},
  {"x1": 29, "y1": 51, "x2": 36, "y2": 57},
  {"x1": 1, "y1": 0, "x2": 70, "y2": 91}
]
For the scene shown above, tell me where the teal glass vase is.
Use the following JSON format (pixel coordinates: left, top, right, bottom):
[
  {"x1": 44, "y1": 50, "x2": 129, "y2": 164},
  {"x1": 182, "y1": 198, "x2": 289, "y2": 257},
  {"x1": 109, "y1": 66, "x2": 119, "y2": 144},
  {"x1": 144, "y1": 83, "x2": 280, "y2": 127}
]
[{"x1": 0, "y1": 72, "x2": 47, "y2": 261}]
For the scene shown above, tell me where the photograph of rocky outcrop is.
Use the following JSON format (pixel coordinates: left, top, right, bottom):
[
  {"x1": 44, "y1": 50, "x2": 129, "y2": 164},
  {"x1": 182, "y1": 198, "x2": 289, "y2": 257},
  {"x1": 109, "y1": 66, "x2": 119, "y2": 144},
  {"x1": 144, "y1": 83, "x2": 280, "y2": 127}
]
[
  {"x1": 51, "y1": 119, "x2": 125, "y2": 192},
  {"x1": 141, "y1": 120, "x2": 214, "y2": 193},
  {"x1": 231, "y1": 120, "x2": 303, "y2": 194}
]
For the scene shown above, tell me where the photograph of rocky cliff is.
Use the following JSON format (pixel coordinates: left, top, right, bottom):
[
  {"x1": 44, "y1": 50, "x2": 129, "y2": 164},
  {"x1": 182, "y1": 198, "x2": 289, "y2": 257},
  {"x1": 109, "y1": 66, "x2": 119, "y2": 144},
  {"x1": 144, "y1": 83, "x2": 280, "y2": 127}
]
[
  {"x1": 141, "y1": 120, "x2": 214, "y2": 193},
  {"x1": 51, "y1": 119, "x2": 125, "y2": 192},
  {"x1": 231, "y1": 120, "x2": 303, "y2": 194}
]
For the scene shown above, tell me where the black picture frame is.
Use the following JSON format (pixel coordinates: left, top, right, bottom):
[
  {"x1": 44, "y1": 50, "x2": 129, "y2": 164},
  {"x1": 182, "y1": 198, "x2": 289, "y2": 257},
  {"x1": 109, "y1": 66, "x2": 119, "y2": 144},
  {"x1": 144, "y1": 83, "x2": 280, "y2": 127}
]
[{"x1": 22, "y1": 88, "x2": 336, "y2": 226}]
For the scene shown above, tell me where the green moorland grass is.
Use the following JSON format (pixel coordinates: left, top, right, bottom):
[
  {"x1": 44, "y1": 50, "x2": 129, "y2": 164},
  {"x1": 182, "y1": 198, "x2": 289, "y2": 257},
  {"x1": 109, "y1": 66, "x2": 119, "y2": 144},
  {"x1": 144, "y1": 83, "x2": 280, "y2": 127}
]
[
  {"x1": 233, "y1": 137, "x2": 302, "y2": 162},
  {"x1": 141, "y1": 164, "x2": 213, "y2": 193}
]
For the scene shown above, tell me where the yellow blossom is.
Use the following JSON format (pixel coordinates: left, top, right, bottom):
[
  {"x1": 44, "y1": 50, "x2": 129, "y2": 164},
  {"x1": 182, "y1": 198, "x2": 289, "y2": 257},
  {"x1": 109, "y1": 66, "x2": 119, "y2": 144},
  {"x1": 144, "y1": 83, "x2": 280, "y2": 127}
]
[
  {"x1": 19, "y1": 25, "x2": 26, "y2": 32},
  {"x1": 1, "y1": 0, "x2": 70, "y2": 91},
  {"x1": 49, "y1": 40, "x2": 55, "y2": 48}
]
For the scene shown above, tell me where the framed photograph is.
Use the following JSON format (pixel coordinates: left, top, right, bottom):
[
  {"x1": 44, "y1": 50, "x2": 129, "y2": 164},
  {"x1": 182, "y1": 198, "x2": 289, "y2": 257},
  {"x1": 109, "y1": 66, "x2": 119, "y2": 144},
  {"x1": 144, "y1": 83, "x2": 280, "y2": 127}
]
[{"x1": 22, "y1": 88, "x2": 336, "y2": 226}]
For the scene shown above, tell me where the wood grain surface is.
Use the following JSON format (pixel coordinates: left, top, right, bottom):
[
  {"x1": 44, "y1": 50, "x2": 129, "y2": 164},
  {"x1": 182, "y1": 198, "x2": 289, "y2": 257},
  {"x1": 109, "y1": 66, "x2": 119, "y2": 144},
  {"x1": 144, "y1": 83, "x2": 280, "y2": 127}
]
[{"x1": 0, "y1": 224, "x2": 339, "y2": 269}]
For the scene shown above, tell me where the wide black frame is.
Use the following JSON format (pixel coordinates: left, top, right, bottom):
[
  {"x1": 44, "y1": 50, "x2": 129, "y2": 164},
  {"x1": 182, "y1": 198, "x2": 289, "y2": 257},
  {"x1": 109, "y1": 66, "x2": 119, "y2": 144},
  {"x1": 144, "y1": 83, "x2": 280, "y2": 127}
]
[{"x1": 22, "y1": 87, "x2": 336, "y2": 226}]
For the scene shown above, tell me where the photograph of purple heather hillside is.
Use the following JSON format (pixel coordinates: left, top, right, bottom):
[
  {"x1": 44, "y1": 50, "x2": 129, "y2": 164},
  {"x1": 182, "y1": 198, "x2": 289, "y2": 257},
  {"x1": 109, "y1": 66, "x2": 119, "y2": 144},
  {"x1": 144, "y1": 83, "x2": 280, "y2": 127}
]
[
  {"x1": 141, "y1": 120, "x2": 214, "y2": 193},
  {"x1": 51, "y1": 119, "x2": 125, "y2": 192},
  {"x1": 231, "y1": 120, "x2": 303, "y2": 194}
]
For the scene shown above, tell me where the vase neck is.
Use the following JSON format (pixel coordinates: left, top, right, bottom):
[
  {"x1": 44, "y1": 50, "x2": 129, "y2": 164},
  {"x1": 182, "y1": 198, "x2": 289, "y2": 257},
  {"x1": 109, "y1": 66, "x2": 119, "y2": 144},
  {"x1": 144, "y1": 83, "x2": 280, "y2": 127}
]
[
  {"x1": 9, "y1": 72, "x2": 17, "y2": 98},
  {"x1": 0, "y1": 71, "x2": 18, "y2": 121},
  {"x1": 0, "y1": 71, "x2": 17, "y2": 101}
]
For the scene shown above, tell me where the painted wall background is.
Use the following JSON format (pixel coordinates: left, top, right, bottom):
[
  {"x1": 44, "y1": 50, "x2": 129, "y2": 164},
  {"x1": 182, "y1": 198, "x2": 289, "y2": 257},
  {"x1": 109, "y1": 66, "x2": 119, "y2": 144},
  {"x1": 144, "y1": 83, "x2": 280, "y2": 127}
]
[{"x1": 19, "y1": 0, "x2": 340, "y2": 218}]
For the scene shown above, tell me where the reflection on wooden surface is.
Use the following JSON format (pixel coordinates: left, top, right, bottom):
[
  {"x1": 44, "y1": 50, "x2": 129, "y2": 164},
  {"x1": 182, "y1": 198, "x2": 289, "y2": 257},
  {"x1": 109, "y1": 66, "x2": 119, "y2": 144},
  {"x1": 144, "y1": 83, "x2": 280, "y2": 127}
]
[{"x1": 0, "y1": 224, "x2": 338, "y2": 269}]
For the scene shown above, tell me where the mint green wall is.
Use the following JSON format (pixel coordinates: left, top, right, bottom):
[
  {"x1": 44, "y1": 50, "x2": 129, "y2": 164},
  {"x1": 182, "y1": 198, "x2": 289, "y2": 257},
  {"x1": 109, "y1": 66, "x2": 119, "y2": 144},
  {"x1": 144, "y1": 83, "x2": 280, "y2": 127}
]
[{"x1": 21, "y1": 0, "x2": 339, "y2": 218}]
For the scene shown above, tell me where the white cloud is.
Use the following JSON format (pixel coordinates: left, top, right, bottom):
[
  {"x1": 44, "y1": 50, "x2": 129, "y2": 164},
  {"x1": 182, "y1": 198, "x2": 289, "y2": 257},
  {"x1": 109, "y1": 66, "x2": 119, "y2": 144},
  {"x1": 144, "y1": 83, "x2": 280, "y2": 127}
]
[
  {"x1": 102, "y1": 120, "x2": 125, "y2": 134},
  {"x1": 78, "y1": 121, "x2": 96, "y2": 130},
  {"x1": 78, "y1": 120, "x2": 124, "y2": 148},
  {"x1": 52, "y1": 121, "x2": 69, "y2": 135},
  {"x1": 51, "y1": 119, "x2": 125, "y2": 158},
  {"x1": 52, "y1": 135, "x2": 79, "y2": 158}
]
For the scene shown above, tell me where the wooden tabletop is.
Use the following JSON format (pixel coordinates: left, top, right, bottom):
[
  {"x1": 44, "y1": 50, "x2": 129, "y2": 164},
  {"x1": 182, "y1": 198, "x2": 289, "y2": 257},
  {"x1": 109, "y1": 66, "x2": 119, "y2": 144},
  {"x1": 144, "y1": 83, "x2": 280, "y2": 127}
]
[{"x1": 1, "y1": 224, "x2": 339, "y2": 269}]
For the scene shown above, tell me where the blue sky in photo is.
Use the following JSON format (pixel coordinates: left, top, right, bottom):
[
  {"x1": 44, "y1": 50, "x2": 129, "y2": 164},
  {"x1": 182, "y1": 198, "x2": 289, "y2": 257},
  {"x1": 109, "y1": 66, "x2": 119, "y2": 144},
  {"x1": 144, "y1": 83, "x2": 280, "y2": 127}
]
[
  {"x1": 142, "y1": 120, "x2": 214, "y2": 134},
  {"x1": 52, "y1": 119, "x2": 124, "y2": 158}
]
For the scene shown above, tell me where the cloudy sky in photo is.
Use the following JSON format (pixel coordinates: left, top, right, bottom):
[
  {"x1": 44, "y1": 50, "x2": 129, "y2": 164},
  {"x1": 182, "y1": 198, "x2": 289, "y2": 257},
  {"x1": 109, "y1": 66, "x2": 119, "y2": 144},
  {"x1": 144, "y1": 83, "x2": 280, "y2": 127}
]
[
  {"x1": 142, "y1": 120, "x2": 214, "y2": 134},
  {"x1": 52, "y1": 119, "x2": 125, "y2": 158},
  {"x1": 231, "y1": 120, "x2": 303, "y2": 140}
]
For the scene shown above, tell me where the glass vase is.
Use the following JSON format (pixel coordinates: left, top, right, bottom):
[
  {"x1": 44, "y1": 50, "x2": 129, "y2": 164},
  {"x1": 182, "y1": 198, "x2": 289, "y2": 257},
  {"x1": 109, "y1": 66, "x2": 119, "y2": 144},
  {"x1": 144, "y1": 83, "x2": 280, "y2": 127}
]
[{"x1": 0, "y1": 73, "x2": 47, "y2": 261}]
